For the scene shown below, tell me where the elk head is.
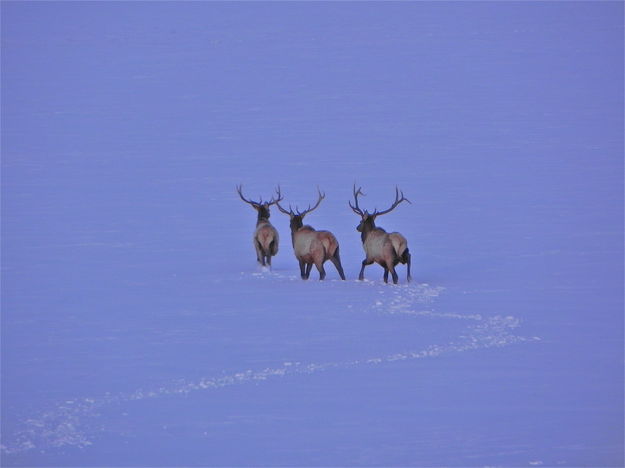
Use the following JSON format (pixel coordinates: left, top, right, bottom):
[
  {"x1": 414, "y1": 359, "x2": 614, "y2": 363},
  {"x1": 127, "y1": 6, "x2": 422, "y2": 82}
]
[
  {"x1": 276, "y1": 187, "x2": 326, "y2": 233},
  {"x1": 236, "y1": 185, "x2": 283, "y2": 222}
]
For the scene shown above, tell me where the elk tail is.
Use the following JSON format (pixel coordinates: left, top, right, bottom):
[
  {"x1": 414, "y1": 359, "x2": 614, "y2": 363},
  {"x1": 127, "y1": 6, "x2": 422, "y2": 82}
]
[
  {"x1": 258, "y1": 229, "x2": 276, "y2": 257},
  {"x1": 400, "y1": 247, "x2": 410, "y2": 265}
]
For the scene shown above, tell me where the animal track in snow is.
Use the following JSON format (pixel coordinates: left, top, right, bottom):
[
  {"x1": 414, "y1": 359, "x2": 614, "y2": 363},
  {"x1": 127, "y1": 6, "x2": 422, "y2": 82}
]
[{"x1": 2, "y1": 278, "x2": 538, "y2": 456}]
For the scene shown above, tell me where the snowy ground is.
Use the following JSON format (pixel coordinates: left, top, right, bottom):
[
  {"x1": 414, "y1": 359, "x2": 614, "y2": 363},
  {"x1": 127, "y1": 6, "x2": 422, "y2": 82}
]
[{"x1": 2, "y1": 2, "x2": 623, "y2": 466}]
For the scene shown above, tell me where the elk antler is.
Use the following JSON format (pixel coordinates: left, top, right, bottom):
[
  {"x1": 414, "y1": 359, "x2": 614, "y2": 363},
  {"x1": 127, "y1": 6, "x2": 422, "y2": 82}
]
[
  {"x1": 266, "y1": 186, "x2": 284, "y2": 206},
  {"x1": 296, "y1": 187, "x2": 325, "y2": 217},
  {"x1": 275, "y1": 186, "x2": 293, "y2": 215},
  {"x1": 276, "y1": 187, "x2": 325, "y2": 218},
  {"x1": 348, "y1": 184, "x2": 366, "y2": 216},
  {"x1": 237, "y1": 184, "x2": 283, "y2": 207},
  {"x1": 236, "y1": 184, "x2": 262, "y2": 207},
  {"x1": 372, "y1": 186, "x2": 411, "y2": 217}
]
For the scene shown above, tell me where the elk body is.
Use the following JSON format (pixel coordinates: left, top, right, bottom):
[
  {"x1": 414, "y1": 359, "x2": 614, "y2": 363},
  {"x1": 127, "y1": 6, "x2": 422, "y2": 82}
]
[
  {"x1": 236, "y1": 185, "x2": 282, "y2": 269},
  {"x1": 349, "y1": 186, "x2": 412, "y2": 284},
  {"x1": 277, "y1": 189, "x2": 346, "y2": 281}
]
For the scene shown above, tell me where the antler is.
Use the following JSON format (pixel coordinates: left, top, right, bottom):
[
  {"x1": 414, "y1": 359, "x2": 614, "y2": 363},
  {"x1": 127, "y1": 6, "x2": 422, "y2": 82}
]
[
  {"x1": 267, "y1": 186, "x2": 284, "y2": 206},
  {"x1": 348, "y1": 184, "x2": 366, "y2": 216},
  {"x1": 275, "y1": 188, "x2": 293, "y2": 215},
  {"x1": 237, "y1": 184, "x2": 283, "y2": 207},
  {"x1": 372, "y1": 186, "x2": 411, "y2": 216},
  {"x1": 276, "y1": 187, "x2": 325, "y2": 217},
  {"x1": 236, "y1": 184, "x2": 261, "y2": 207},
  {"x1": 296, "y1": 187, "x2": 325, "y2": 217}
]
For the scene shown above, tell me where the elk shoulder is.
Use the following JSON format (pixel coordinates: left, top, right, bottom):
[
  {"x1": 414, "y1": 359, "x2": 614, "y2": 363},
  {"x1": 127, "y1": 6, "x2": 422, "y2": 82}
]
[
  {"x1": 293, "y1": 227, "x2": 324, "y2": 263},
  {"x1": 364, "y1": 229, "x2": 390, "y2": 256}
]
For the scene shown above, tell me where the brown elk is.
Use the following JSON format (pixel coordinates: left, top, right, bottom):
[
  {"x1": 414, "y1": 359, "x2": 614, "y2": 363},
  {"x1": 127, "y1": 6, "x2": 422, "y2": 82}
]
[
  {"x1": 349, "y1": 185, "x2": 412, "y2": 284},
  {"x1": 276, "y1": 188, "x2": 346, "y2": 281},
  {"x1": 236, "y1": 185, "x2": 282, "y2": 269}
]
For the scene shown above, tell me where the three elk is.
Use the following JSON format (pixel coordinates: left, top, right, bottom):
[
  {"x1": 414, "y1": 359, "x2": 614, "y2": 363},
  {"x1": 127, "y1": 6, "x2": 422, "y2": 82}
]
[{"x1": 237, "y1": 184, "x2": 411, "y2": 284}]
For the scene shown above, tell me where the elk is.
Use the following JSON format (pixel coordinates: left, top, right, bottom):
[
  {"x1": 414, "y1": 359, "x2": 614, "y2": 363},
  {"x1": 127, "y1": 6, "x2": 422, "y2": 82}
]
[
  {"x1": 349, "y1": 185, "x2": 412, "y2": 284},
  {"x1": 276, "y1": 188, "x2": 346, "y2": 281},
  {"x1": 236, "y1": 185, "x2": 282, "y2": 269}
]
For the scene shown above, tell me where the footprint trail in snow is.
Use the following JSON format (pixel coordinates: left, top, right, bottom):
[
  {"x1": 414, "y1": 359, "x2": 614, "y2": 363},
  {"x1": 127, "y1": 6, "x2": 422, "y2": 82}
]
[{"x1": 1, "y1": 281, "x2": 539, "y2": 455}]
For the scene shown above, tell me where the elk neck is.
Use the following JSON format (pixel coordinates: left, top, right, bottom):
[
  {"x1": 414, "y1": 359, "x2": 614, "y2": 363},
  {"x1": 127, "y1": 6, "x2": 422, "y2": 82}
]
[
  {"x1": 360, "y1": 216, "x2": 381, "y2": 243},
  {"x1": 256, "y1": 205, "x2": 271, "y2": 225},
  {"x1": 289, "y1": 216, "x2": 316, "y2": 245}
]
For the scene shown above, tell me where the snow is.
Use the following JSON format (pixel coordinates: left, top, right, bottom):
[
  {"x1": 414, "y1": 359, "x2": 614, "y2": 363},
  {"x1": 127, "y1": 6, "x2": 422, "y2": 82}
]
[{"x1": 2, "y1": 2, "x2": 623, "y2": 466}]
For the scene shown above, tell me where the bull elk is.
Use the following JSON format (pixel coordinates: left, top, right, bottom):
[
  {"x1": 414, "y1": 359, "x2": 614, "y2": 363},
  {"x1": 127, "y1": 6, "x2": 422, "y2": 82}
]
[
  {"x1": 349, "y1": 185, "x2": 412, "y2": 284},
  {"x1": 236, "y1": 185, "x2": 282, "y2": 269},
  {"x1": 276, "y1": 188, "x2": 346, "y2": 281}
]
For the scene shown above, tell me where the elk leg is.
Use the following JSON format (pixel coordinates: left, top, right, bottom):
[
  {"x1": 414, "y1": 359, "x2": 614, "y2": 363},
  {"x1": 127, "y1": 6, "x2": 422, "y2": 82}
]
[
  {"x1": 406, "y1": 251, "x2": 412, "y2": 282},
  {"x1": 359, "y1": 259, "x2": 373, "y2": 281},
  {"x1": 305, "y1": 262, "x2": 313, "y2": 279},
  {"x1": 316, "y1": 262, "x2": 326, "y2": 281},
  {"x1": 266, "y1": 254, "x2": 272, "y2": 271},
  {"x1": 299, "y1": 260, "x2": 307, "y2": 279},
  {"x1": 383, "y1": 267, "x2": 389, "y2": 283},
  {"x1": 254, "y1": 240, "x2": 265, "y2": 265},
  {"x1": 330, "y1": 250, "x2": 346, "y2": 280},
  {"x1": 390, "y1": 266, "x2": 399, "y2": 284}
]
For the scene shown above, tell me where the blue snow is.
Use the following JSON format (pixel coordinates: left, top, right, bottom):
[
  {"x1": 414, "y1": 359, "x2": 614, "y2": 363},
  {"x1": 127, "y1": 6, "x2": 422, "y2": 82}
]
[{"x1": 2, "y1": 2, "x2": 623, "y2": 466}]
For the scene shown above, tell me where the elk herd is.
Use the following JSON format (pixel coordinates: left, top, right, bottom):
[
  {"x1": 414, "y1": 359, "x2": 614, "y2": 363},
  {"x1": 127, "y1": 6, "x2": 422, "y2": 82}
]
[{"x1": 236, "y1": 185, "x2": 412, "y2": 284}]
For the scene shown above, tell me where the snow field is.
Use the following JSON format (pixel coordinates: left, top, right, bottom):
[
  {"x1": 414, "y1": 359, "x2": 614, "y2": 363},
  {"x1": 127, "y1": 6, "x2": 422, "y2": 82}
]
[{"x1": 1, "y1": 273, "x2": 537, "y2": 458}]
